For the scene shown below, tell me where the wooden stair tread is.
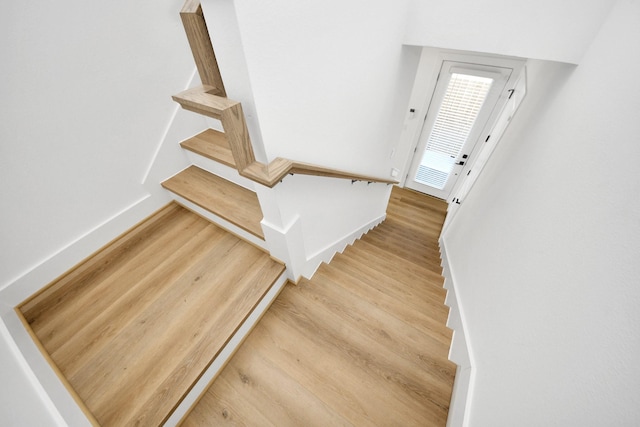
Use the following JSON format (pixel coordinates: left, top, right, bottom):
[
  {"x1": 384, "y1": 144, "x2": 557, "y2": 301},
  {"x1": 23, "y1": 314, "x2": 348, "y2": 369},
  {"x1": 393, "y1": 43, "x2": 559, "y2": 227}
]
[
  {"x1": 162, "y1": 165, "x2": 264, "y2": 239},
  {"x1": 343, "y1": 240, "x2": 446, "y2": 287},
  {"x1": 172, "y1": 85, "x2": 237, "y2": 120},
  {"x1": 181, "y1": 129, "x2": 236, "y2": 168},
  {"x1": 324, "y1": 254, "x2": 448, "y2": 315},
  {"x1": 18, "y1": 203, "x2": 285, "y2": 426}
]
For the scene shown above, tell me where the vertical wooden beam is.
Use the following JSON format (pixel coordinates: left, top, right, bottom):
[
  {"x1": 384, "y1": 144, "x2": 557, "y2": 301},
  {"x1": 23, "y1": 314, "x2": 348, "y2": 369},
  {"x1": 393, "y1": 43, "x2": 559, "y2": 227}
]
[
  {"x1": 180, "y1": 0, "x2": 226, "y2": 96},
  {"x1": 220, "y1": 103, "x2": 256, "y2": 171}
]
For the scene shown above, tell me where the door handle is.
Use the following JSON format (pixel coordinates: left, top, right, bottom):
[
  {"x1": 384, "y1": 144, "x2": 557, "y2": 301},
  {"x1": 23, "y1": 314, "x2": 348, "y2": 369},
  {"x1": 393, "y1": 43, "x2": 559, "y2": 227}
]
[{"x1": 455, "y1": 161, "x2": 465, "y2": 165}]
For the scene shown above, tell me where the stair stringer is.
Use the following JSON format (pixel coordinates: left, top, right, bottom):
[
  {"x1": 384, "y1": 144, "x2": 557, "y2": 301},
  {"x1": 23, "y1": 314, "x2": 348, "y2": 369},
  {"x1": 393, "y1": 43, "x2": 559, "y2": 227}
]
[
  {"x1": 142, "y1": 70, "x2": 209, "y2": 197},
  {"x1": 439, "y1": 237, "x2": 474, "y2": 427}
]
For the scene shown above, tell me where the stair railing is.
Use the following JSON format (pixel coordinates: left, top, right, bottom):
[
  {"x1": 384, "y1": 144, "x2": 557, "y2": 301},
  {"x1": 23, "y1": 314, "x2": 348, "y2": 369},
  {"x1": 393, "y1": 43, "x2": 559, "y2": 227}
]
[{"x1": 177, "y1": 1, "x2": 397, "y2": 188}]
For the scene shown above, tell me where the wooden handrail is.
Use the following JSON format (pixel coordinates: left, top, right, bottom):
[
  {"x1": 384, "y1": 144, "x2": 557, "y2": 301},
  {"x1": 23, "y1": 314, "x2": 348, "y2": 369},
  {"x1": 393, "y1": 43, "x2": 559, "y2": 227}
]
[
  {"x1": 173, "y1": 87, "x2": 397, "y2": 188},
  {"x1": 177, "y1": 2, "x2": 397, "y2": 188},
  {"x1": 180, "y1": 0, "x2": 226, "y2": 96}
]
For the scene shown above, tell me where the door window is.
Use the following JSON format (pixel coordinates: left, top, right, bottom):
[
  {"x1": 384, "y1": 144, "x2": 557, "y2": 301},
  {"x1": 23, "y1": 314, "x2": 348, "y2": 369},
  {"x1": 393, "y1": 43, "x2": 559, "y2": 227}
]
[
  {"x1": 406, "y1": 61, "x2": 512, "y2": 199},
  {"x1": 415, "y1": 73, "x2": 493, "y2": 189}
]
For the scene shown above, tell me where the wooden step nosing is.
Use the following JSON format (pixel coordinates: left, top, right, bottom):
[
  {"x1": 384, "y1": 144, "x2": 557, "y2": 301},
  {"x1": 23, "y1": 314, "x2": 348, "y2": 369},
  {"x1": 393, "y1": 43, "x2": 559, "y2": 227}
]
[{"x1": 166, "y1": 272, "x2": 289, "y2": 427}]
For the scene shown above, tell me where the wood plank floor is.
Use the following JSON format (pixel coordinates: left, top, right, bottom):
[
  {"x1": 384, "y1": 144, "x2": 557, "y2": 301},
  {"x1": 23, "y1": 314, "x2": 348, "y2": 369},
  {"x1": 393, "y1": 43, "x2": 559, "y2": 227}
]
[
  {"x1": 182, "y1": 186, "x2": 456, "y2": 426},
  {"x1": 18, "y1": 202, "x2": 285, "y2": 426}
]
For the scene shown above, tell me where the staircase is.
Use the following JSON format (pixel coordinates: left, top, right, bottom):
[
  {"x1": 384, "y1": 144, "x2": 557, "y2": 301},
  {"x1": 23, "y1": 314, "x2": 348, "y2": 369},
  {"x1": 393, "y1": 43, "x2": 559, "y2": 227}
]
[
  {"x1": 180, "y1": 186, "x2": 456, "y2": 426},
  {"x1": 18, "y1": 203, "x2": 286, "y2": 426},
  {"x1": 12, "y1": 2, "x2": 454, "y2": 426}
]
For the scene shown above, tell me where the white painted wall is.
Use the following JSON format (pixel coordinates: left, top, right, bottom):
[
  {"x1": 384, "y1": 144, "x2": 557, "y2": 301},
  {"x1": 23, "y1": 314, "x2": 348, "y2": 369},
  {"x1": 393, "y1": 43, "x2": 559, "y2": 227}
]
[
  {"x1": 0, "y1": 0, "x2": 197, "y2": 291},
  {"x1": 404, "y1": 0, "x2": 616, "y2": 64},
  {"x1": 0, "y1": 318, "x2": 65, "y2": 426},
  {"x1": 0, "y1": 0, "x2": 203, "y2": 423},
  {"x1": 442, "y1": 0, "x2": 640, "y2": 424},
  {"x1": 207, "y1": 0, "x2": 418, "y2": 177}
]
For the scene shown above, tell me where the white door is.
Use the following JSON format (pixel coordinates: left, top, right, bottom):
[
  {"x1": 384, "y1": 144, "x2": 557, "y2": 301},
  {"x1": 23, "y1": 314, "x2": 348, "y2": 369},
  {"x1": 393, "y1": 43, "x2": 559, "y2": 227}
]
[{"x1": 406, "y1": 61, "x2": 512, "y2": 199}]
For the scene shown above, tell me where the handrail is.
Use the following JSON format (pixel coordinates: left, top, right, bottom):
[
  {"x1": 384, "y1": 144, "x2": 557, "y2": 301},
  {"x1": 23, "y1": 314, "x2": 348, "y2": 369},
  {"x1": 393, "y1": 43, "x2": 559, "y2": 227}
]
[
  {"x1": 178, "y1": 2, "x2": 397, "y2": 188},
  {"x1": 173, "y1": 86, "x2": 397, "y2": 188},
  {"x1": 180, "y1": 0, "x2": 226, "y2": 96}
]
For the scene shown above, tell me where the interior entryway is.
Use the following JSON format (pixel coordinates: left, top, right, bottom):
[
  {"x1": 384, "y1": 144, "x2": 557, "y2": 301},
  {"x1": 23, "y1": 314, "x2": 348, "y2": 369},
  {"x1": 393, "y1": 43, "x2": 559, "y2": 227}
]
[{"x1": 406, "y1": 60, "x2": 513, "y2": 199}]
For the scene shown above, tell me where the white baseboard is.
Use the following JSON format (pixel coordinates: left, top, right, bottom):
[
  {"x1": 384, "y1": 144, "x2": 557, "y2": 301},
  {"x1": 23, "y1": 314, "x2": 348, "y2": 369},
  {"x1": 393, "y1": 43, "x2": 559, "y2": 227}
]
[{"x1": 440, "y1": 237, "x2": 474, "y2": 427}]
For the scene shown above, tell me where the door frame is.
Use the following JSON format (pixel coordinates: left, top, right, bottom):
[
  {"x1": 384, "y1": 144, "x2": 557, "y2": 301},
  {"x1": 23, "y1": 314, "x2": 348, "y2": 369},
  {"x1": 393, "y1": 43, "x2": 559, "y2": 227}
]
[
  {"x1": 442, "y1": 67, "x2": 528, "y2": 230},
  {"x1": 399, "y1": 49, "x2": 525, "y2": 198},
  {"x1": 405, "y1": 60, "x2": 513, "y2": 199}
]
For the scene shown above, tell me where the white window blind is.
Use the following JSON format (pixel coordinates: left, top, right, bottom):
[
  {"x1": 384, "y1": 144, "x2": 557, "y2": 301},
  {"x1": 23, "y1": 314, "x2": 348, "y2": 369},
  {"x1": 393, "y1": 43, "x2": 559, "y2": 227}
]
[{"x1": 416, "y1": 73, "x2": 493, "y2": 189}]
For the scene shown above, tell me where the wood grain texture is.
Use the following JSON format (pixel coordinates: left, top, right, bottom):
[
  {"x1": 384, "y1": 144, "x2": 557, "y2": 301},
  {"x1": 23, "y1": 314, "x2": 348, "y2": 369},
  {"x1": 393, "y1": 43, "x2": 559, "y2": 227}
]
[
  {"x1": 220, "y1": 103, "x2": 256, "y2": 171},
  {"x1": 182, "y1": 186, "x2": 456, "y2": 426},
  {"x1": 161, "y1": 165, "x2": 264, "y2": 239},
  {"x1": 172, "y1": 86, "x2": 237, "y2": 120},
  {"x1": 180, "y1": 128, "x2": 236, "y2": 168},
  {"x1": 19, "y1": 203, "x2": 285, "y2": 426},
  {"x1": 180, "y1": 1, "x2": 226, "y2": 95}
]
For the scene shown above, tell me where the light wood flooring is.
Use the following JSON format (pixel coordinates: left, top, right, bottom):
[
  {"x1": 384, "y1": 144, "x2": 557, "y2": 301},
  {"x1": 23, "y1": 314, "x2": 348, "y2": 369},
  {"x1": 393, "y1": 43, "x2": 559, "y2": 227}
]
[
  {"x1": 18, "y1": 202, "x2": 285, "y2": 426},
  {"x1": 162, "y1": 165, "x2": 265, "y2": 239},
  {"x1": 182, "y1": 187, "x2": 455, "y2": 426}
]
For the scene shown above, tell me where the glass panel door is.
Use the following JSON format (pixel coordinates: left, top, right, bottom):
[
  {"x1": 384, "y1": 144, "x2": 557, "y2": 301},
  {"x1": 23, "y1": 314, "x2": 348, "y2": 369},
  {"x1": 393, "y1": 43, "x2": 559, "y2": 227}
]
[
  {"x1": 406, "y1": 61, "x2": 512, "y2": 199},
  {"x1": 415, "y1": 73, "x2": 493, "y2": 189}
]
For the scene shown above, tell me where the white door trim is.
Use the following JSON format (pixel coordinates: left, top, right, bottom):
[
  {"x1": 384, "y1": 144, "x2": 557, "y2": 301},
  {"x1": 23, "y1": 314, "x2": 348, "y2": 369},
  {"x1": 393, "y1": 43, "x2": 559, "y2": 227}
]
[{"x1": 399, "y1": 49, "x2": 525, "y2": 195}]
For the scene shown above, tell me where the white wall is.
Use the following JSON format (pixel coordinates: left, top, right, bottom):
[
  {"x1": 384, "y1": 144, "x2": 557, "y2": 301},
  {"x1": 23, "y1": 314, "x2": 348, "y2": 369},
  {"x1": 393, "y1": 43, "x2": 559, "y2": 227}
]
[
  {"x1": 442, "y1": 0, "x2": 640, "y2": 425},
  {"x1": 210, "y1": 0, "x2": 417, "y2": 177},
  {"x1": 0, "y1": 318, "x2": 65, "y2": 426},
  {"x1": 0, "y1": 0, "x2": 202, "y2": 423},
  {"x1": 0, "y1": 0, "x2": 197, "y2": 291},
  {"x1": 404, "y1": 0, "x2": 616, "y2": 64}
]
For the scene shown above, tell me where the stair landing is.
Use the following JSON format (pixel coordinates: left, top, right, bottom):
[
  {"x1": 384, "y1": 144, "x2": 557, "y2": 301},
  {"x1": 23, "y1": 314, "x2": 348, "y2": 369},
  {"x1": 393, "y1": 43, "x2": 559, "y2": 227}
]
[{"x1": 17, "y1": 202, "x2": 285, "y2": 426}]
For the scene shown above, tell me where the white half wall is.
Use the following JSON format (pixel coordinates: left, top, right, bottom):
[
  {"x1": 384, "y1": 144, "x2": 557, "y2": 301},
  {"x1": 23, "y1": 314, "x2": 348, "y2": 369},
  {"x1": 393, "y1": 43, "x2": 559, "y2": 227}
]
[
  {"x1": 257, "y1": 176, "x2": 391, "y2": 281},
  {"x1": 404, "y1": 0, "x2": 616, "y2": 64},
  {"x1": 441, "y1": 0, "x2": 640, "y2": 425}
]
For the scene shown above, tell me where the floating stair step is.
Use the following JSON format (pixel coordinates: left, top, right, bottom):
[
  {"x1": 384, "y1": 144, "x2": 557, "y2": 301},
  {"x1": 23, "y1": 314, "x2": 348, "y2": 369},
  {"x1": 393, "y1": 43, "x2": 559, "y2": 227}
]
[
  {"x1": 181, "y1": 129, "x2": 236, "y2": 168},
  {"x1": 162, "y1": 165, "x2": 264, "y2": 239},
  {"x1": 18, "y1": 203, "x2": 286, "y2": 426},
  {"x1": 172, "y1": 85, "x2": 238, "y2": 121}
]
